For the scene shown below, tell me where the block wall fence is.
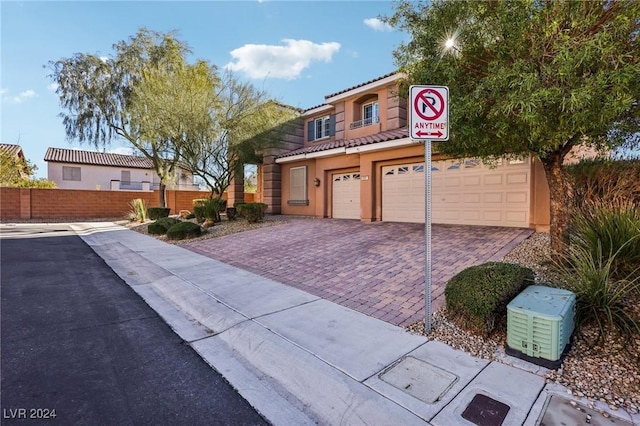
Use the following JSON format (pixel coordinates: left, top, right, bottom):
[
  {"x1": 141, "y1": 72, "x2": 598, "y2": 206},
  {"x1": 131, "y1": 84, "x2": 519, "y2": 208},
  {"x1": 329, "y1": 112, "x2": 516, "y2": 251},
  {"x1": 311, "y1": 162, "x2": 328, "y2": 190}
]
[{"x1": 0, "y1": 187, "x2": 255, "y2": 221}]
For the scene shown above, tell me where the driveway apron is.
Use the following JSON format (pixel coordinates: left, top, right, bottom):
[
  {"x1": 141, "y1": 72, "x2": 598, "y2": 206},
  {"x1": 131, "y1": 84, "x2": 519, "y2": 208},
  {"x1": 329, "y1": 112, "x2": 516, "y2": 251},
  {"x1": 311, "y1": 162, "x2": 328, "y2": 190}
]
[{"x1": 183, "y1": 218, "x2": 532, "y2": 327}]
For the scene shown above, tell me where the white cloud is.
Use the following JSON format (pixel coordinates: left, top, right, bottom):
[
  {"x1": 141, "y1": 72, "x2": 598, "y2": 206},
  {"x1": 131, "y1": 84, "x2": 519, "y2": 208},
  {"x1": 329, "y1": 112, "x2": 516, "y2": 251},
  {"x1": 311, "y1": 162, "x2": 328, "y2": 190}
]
[
  {"x1": 364, "y1": 18, "x2": 393, "y2": 32},
  {"x1": 225, "y1": 39, "x2": 341, "y2": 80},
  {"x1": 1, "y1": 88, "x2": 37, "y2": 104},
  {"x1": 47, "y1": 83, "x2": 59, "y2": 91},
  {"x1": 99, "y1": 56, "x2": 109, "y2": 63}
]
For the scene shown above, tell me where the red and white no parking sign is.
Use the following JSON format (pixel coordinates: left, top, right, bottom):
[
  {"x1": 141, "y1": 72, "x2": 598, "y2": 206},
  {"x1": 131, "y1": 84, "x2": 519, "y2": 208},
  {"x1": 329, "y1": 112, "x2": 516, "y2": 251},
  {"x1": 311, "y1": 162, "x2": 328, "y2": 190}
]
[{"x1": 410, "y1": 85, "x2": 449, "y2": 141}]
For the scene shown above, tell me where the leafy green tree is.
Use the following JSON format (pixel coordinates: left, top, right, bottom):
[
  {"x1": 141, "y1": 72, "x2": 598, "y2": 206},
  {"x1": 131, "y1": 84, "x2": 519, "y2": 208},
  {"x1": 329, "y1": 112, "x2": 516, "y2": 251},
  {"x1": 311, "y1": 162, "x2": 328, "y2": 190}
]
[
  {"x1": 389, "y1": 0, "x2": 639, "y2": 255},
  {"x1": 49, "y1": 28, "x2": 197, "y2": 207},
  {"x1": 0, "y1": 150, "x2": 56, "y2": 188},
  {"x1": 178, "y1": 71, "x2": 299, "y2": 197}
]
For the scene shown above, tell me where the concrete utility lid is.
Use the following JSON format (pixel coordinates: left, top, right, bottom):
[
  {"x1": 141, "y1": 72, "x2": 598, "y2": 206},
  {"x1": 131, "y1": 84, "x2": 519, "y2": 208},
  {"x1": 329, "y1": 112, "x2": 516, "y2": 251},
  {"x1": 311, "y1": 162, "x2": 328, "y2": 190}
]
[
  {"x1": 380, "y1": 356, "x2": 458, "y2": 404},
  {"x1": 538, "y1": 395, "x2": 633, "y2": 426}
]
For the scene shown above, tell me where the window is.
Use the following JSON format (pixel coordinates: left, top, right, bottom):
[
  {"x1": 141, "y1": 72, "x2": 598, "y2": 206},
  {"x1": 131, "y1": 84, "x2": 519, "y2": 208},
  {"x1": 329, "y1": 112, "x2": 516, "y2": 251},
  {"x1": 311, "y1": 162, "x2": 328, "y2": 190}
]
[
  {"x1": 315, "y1": 116, "x2": 330, "y2": 140},
  {"x1": 363, "y1": 101, "x2": 379, "y2": 126},
  {"x1": 62, "y1": 166, "x2": 81, "y2": 181},
  {"x1": 308, "y1": 115, "x2": 336, "y2": 141},
  {"x1": 121, "y1": 170, "x2": 131, "y2": 185},
  {"x1": 288, "y1": 166, "x2": 308, "y2": 205}
]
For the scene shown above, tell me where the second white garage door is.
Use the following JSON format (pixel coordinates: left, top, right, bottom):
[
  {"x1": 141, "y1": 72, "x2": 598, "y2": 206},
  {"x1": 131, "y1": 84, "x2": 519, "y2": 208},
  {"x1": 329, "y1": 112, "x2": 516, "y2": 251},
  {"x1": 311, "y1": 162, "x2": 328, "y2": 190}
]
[
  {"x1": 382, "y1": 157, "x2": 531, "y2": 227},
  {"x1": 333, "y1": 172, "x2": 361, "y2": 219}
]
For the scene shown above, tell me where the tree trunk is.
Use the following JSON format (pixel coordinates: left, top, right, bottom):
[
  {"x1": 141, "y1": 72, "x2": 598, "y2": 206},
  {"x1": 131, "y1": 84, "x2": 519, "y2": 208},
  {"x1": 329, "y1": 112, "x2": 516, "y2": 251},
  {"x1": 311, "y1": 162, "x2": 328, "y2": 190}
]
[
  {"x1": 159, "y1": 182, "x2": 167, "y2": 208},
  {"x1": 540, "y1": 153, "x2": 571, "y2": 259}
]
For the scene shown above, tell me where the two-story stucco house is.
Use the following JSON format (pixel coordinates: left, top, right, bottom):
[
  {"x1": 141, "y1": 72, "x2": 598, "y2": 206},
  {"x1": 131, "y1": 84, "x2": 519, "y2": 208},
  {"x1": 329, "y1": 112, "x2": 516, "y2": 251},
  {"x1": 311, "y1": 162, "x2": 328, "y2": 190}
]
[
  {"x1": 264, "y1": 72, "x2": 551, "y2": 229},
  {"x1": 45, "y1": 147, "x2": 199, "y2": 191}
]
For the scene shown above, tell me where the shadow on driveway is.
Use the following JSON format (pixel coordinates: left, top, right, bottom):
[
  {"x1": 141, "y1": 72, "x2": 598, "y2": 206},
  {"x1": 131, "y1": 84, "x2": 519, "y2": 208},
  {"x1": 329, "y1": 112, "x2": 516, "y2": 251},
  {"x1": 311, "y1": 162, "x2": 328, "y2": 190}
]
[{"x1": 183, "y1": 218, "x2": 532, "y2": 327}]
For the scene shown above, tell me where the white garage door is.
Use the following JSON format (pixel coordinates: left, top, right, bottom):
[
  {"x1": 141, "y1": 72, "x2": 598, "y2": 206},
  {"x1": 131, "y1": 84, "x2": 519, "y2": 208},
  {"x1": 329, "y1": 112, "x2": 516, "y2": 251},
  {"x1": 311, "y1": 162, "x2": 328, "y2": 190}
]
[
  {"x1": 382, "y1": 157, "x2": 530, "y2": 227},
  {"x1": 333, "y1": 172, "x2": 361, "y2": 219}
]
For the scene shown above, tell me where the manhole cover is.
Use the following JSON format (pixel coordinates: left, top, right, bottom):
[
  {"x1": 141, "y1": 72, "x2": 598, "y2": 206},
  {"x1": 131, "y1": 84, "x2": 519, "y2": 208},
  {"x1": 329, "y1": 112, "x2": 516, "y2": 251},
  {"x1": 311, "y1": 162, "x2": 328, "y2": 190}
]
[
  {"x1": 380, "y1": 356, "x2": 457, "y2": 404},
  {"x1": 538, "y1": 395, "x2": 633, "y2": 426},
  {"x1": 461, "y1": 393, "x2": 510, "y2": 426}
]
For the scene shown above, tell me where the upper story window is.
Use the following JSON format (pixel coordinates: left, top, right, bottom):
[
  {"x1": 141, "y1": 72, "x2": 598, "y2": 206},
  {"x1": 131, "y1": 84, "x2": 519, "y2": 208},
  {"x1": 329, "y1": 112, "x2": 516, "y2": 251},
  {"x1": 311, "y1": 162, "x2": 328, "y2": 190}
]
[
  {"x1": 308, "y1": 115, "x2": 336, "y2": 142},
  {"x1": 363, "y1": 101, "x2": 379, "y2": 125},
  {"x1": 121, "y1": 170, "x2": 131, "y2": 185},
  {"x1": 350, "y1": 98, "x2": 380, "y2": 129},
  {"x1": 62, "y1": 166, "x2": 81, "y2": 181}
]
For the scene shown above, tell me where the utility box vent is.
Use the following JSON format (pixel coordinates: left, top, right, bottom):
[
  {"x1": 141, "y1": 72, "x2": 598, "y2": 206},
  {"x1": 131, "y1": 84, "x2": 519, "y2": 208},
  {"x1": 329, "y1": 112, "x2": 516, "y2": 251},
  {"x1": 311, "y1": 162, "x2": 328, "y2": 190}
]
[{"x1": 506, "y1": 285, "x2": 575, "y2": 367}]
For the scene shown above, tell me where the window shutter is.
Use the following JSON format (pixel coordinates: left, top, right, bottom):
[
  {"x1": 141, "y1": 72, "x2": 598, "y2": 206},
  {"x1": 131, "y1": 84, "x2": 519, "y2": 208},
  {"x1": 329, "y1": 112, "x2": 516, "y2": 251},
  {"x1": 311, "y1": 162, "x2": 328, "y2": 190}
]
[
  {"x1": 329, "y1": 114, "x2": 336, "y2": 136},
  {"x1": 307, "y1": 120, "x2": 315, "y2": 141}
]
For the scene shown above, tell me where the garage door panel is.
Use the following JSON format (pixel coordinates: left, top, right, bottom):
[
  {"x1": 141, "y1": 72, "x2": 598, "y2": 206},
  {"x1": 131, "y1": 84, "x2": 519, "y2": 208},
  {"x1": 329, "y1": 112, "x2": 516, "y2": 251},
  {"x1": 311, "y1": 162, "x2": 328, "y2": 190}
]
[
  {"x1": 484, "y1": 175, "x2": 503, "y2": 185},
  {"x1": 483, "y1": 211, "x2": 503, "y2": 222},
  {"x1": 464, "y1": 193, "x2": 481, "y2": 204},
  {"x1": 506, "y1": 192, "x2": 527, "y2": 204},
  {"x1": 383, "y1": 157, "x2": 531, "y2": 227},
  {"x1": 333, "y1": 173, "x2": 360, "y2": 220},
  {"x1": 484, "y1": 193, "x2": 503, "y2": 203},
  {"x1": 507, "y1": 172, "x2": 528, "y2": 184}
]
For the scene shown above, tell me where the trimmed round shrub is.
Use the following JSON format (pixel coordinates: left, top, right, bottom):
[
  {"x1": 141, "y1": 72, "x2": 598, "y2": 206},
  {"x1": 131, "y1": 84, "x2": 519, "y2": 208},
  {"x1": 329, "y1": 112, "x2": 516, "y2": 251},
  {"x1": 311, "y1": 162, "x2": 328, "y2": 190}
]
[
  {"x1": 166, "y1": 221, "x2": 202, "y2": 240},
  {"x1": 445, "y1": 262, "x2": 534, "y2": 336},
  {"x1": 147, "y1": 207, "x2": 171, "y2": 220},
  {"x1": 147, "y1": 217, "x2": 181, "y2": 235}
]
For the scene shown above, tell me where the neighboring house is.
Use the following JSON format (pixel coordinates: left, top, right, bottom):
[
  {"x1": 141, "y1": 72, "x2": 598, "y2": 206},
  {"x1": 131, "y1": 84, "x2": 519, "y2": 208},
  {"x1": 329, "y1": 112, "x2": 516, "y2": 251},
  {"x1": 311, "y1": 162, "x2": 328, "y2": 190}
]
[
  {"x1": 264, "y1": 72, "x2": 552, "y2": 229},
  {"x1": 0, "y1": 143, "x2": 30, "y2": 180},
  {"x1": 44, "y1": 147, "x2": 199, "y2": 191}
]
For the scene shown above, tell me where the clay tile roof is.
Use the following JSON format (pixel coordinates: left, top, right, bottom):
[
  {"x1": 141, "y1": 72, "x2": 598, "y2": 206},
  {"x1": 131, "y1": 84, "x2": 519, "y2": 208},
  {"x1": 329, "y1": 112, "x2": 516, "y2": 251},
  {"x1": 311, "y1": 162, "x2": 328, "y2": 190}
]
[
  {"x1": 277, "y1": 127, "x2": 409, "y2": 159},
  {"x1": 44, "y1": 147, "x2": 154, "y2": 169},
  {"x1": 324, "y1": 71, "x2": 399, "y2": 100},
  {"x1": 0, "y1": 143, "x2": 24, "y2": 157}
]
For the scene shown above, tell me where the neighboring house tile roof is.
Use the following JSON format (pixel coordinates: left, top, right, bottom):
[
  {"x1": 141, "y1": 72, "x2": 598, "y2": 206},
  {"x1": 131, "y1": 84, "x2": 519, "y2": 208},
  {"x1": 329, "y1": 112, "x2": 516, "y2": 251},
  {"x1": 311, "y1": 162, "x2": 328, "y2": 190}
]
[
  {"x1": 277, "y1": 127, "x2": 409, "y2": 159},
  {"x1": 44, "y1": 147, "x2": 154, "y2": 169},
  {"x1": 0, "y1": 143, "x2": 24, "y2": 157}
]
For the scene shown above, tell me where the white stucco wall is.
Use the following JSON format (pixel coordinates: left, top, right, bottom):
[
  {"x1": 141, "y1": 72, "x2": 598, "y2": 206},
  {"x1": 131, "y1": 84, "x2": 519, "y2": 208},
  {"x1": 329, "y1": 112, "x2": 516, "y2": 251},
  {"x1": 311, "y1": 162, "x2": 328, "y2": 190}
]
[{"x1": 47, "y1": 162, "x2": 198, "y2": 190}]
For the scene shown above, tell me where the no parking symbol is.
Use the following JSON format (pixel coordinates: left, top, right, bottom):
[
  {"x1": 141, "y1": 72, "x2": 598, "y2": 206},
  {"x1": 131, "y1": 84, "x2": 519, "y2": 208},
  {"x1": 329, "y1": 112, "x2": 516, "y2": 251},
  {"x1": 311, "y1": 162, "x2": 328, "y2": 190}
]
[{"x1": 410, "y1": 86, "x2": 449, "y2": 141}]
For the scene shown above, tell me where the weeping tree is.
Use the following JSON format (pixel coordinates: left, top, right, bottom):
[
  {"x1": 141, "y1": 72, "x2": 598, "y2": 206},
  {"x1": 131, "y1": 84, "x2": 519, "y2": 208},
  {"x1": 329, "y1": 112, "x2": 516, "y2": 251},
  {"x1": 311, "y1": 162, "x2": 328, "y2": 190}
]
[
  {"x1": 178, "y1": 71, "x2": 299, "y2": 197},
  {"x1": 388, "y1": 0, "x2": 639, "y2": 256},
  {"x1": 49, "y1": 28, "x2": 202, "y2": 207}
]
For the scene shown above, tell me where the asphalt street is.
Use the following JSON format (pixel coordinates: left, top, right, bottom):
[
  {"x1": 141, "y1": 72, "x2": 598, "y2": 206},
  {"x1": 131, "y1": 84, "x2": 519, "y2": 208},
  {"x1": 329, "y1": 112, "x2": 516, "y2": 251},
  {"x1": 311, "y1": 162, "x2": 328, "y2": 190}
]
[{"x1": 0, "y1": 224, "x2": 268, "y2": 426}]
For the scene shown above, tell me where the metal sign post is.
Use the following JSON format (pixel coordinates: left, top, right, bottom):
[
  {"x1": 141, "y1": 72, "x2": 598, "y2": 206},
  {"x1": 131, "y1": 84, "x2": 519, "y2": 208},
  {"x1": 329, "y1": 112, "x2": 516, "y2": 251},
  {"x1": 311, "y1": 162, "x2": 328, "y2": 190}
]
[
  {"x1": 424, "y1": 139, "x2": 433, "y2": 333},
  {"x1": 409, "y1": 85, "x2": 449, "y2": 334}
]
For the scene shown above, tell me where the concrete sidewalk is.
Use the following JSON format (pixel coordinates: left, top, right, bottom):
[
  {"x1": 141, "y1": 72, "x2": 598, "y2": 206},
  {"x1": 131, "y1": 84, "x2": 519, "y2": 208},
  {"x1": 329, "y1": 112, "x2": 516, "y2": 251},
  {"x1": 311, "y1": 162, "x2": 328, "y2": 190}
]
[{"x1": 71, "y1": 222, "x2": 638, "y2": 426}]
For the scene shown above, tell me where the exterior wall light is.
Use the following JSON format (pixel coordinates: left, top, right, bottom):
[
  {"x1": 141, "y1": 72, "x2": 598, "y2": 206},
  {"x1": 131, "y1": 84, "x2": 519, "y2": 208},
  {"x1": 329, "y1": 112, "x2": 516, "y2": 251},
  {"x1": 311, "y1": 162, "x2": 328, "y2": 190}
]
[{"x1": 314, "y1": 177, "x2": 321, "y2": 187}]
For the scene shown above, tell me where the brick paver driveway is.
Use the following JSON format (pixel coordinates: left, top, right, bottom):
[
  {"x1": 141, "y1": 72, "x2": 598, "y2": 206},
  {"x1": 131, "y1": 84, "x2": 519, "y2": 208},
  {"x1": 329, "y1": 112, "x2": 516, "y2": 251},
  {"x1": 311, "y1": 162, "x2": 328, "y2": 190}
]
[{"x1": 182, "y1": 218, "x2": 532, "y2": 327}]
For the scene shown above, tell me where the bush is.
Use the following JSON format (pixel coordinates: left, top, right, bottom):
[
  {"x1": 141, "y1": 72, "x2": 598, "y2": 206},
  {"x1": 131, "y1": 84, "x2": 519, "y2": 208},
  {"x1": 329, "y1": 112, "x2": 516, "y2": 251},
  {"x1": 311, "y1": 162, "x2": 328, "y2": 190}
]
[
  {"x1": 236, "y1": 202, "x2": 268, "y2": 223},
  {"x1": 147, "y1": 217, "x2": 181, "y2": 235},
  {"x1": 147, "y1": 207, "x2": 171, "y2": 220},
  {"x1": 166, "y1": 221, "x2": 202, "y2": 240},
  {"x1": 202, "y1": 197, "x2": 226, "y2": 222},
  {"x1": 553, "y1": 237, "x2": 640, "y2": 345},
  {"x1": 128, "y1": 198, "x2": 148, "y2": 223},
  {"x1": 445, "y1": 262, "x2": 534, "y2": 336},
  {"x1": 570, "y1": 203, "x2": 640, "y2": 280},
  {"x1": 192, "y1": 199, "x2": 207, "y2": 223},
  {"x1": 566, "y1": 158, "x2": 640, "y2": 206}
]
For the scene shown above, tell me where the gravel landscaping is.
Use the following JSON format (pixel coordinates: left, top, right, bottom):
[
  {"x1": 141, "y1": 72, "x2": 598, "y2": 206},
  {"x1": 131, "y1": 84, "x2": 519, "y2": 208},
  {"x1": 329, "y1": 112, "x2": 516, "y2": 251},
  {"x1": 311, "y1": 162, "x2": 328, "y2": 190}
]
[
  {"x1": 407, "y1": 232, "x2": 639, "y2": 417},
  {"x1": 127, "y1": 218, "x2": 639, "y2": 417}
]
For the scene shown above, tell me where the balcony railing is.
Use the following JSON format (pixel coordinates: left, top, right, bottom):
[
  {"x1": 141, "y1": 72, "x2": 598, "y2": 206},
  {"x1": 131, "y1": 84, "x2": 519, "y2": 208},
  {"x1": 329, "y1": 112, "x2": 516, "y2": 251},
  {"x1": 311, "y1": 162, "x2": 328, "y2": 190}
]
[{"x1": 349, "y1": 116, "x2": 380, "y2": 130}]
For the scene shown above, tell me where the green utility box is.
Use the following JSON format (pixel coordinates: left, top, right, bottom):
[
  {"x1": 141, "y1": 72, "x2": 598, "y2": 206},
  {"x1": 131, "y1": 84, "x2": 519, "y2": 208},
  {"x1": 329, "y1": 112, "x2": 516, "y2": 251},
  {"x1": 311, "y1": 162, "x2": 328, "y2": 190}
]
[{"x1": 506, "y1": 285, "x2": 575, "y2": 368}]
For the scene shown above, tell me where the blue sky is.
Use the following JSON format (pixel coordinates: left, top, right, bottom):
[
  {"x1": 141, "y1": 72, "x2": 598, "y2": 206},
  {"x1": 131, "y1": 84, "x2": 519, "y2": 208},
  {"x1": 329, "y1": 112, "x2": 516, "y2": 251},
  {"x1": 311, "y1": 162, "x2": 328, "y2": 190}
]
[{"x1": 1, "y1": 1, "x2": 409, "y2": 177}]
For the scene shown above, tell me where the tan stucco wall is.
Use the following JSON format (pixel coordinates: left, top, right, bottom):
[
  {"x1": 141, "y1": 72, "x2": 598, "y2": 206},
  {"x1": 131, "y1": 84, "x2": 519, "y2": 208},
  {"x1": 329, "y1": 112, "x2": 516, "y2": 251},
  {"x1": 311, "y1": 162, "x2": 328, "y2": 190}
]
[
  {"x1": 280, "y1": 147, "x2": 553, "y2": 230},
  {"x1": 530, "y1": 156, "x2": 551, "y2": 231}
]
